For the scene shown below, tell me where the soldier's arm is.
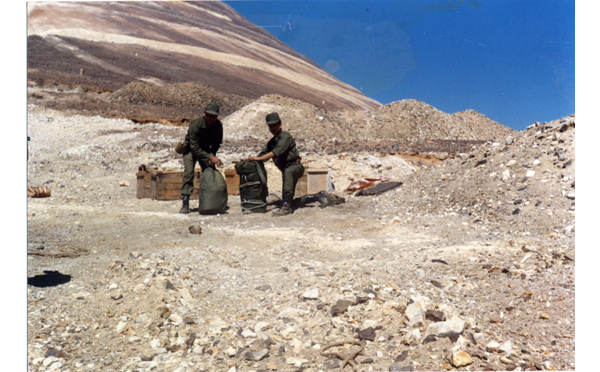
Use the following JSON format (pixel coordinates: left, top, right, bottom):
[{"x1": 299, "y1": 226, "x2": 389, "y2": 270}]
[{"x1": 189, "y1": 120, "x2": 212, "y2": 163}]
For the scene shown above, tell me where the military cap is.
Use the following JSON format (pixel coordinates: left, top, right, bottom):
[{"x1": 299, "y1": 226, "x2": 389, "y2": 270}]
[
  {"x1": 204, "y1": 102, "x2": 220, "y2": 116},
  {"x1": 266, "y1": 112, "x2": 281, "y2": 125}
]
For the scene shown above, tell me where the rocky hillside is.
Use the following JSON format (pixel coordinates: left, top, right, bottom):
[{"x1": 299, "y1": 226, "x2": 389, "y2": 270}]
[{"x1": 27, "y1": 0, "x2": 380, "y2": 126}]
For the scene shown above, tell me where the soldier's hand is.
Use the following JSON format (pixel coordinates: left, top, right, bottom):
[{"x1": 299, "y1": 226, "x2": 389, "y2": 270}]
[{"x1": 209, "y1": 156, "x2": 223, "y2": 166}]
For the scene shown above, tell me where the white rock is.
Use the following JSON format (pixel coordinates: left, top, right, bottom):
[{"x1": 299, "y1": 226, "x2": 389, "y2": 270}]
[
  {"x1": 254, "y1": 321, "x2": 271, "y2": 333},
  {"x1": 150, "y1": 339, "x2": 162, "y2": 348},
  {"x1": 179, "y1": 288, "x2": 194, "y2": 304},
  {"x1": 281, "y1": 327, "x2": 296, "y2": 338},
  {"x1": 129, "y1": 336, "x2": 141, "y2": 343},
  {"x1": 502, "y1": 170, "x2": 511, "y2": 181},
  {"x1": 108, "y1": 283, "x2": 118, "y2": 290},
  {"x1": 116, "y1": 321, "x2": 128, "y2": 333},
  {"x1": 361, "y1": 319, "x2": 379, "y2": 331},
  {"x1": 225, "y1": 346, "x2": 237, "y2": 357},
  {"x1": 506, "y1": 160, "x2": 517, "y2": 167},
  {"x1": 277, "y1": 308, "x2": 305, "y2": 319},
  {"x1": 426, "y1": 319, "x2": 466, "y2": 338},
  {"x1": 241, "y1": 329, "x2": 257, "y2": 338},
  {"x1": 403, "y1": 329, "x2": 421, "y2": 344},
  {"x1": 168, "y1": 313, "x2": 183, "y2": 325},
  {"x1": 486, "y1": 340, "x2": 500, "y2": 351},
  {"x1": 526, "y1": 170, "x2": 535, "y2": 178},
  {"x1": 286, "y1": 356, "x2": 308, "y2": 366},
  {"x1": 500, "y1": 340, "x2": 513, "y2": 356},
  {"x1": 302, "y1": 287, "x2": 319, "y2": 299},
  {"x1": 405, "y1": 302, "x2": 423, "y2": 326},
  {"x1": 42, "y1": 356, "x2": 59, "y2": 368}
]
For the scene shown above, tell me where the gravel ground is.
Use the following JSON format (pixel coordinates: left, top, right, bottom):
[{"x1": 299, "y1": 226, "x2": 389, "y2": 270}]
[{"x1": 26, "y1": 103, "x2": 575, "y2": 372}]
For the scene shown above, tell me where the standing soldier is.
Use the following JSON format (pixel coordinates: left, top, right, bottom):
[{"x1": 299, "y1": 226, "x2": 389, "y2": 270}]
[
  {"x1": 246, "y1": 112, "x2": 304, "y2": 216},
  {"x1": 179, "y1": 102, "x2": 223, "y2": 214}
]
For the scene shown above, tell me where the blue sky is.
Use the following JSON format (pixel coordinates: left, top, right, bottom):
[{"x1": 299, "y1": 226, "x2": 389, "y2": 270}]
[{"x1": 224, "y1": 0, "x2": 575, "y2": 131}]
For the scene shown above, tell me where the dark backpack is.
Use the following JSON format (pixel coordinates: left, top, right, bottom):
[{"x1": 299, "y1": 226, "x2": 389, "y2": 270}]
[
  {"x1": 198, "y1": 167, "x2": 228, "y2": 215},
  {"x1": 235, "y1": 160, "x2": 268, "y2": 213}
]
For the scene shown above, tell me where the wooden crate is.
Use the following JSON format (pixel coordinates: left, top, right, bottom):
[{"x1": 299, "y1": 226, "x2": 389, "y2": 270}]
[
  {"x1": 294, "y1": 167, "x2": 329, "y2": 197},
  {"x1": 224, "y1": 168, "x2": 240, "y2": 195},
  {"x1": 136, "y1": 169, "x2": 201, "y2": 200}
]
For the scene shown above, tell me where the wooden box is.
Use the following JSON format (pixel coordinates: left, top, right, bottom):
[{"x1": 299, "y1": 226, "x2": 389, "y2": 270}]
[
  {"x1": 136, "y1": 169, "x2": 201, "y2": 200},
  {"x1": 224, "y1": 168, "x2": 240, "y2": 196},
  {"x1": 294, "y1": 167, "x2": 329, "y2": 197}
]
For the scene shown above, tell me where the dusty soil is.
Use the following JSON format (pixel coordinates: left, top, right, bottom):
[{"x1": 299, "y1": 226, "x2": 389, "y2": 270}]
[{"x1": 26, "y1": 99, "x2": 574, "y2": 372}]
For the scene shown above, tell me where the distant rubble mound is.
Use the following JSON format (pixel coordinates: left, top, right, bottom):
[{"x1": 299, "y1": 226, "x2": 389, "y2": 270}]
[
  {"x1": 224, "y1": 96, "x2": 515, "y2": 149},
  {"x1": 349, "y1": 99, "x2": 515, "y2": 141},
  {"x1": 107, "y1": 81, "x2": 252, "y2": 119},
  {"x1": 223, "y1": 94, "x2": 348, "y2": 142}
]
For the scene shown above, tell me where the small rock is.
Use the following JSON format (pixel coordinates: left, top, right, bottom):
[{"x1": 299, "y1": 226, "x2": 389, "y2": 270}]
[
  {"x1": 164, "y1": 280, "x2": 175, "y2": 291},
  {"x1": 450, "y1": 350, "x2": 473, "y2": 367},
  {"x1": 241, "y1": 329, "x2": 257, "y2": 338},
  {"x1": 422, "y1": 334, "x2": 437, "y2": 345},
  {"x1": 116, "y1": 321, "x2": 128, "y2": 333},
  {"x1": 225, "y1": 347, "x2": 236, "y2": 357},
  {"x1": 188, "y1": 224, "x2": 202, "y2": 234},
  {"x1": 285, "y1": 356, "x2": 308, "y2": 366},
  {"x1": 331, "y1": 299, "x2": 353, "y2": 316},
  {"x1": 389, "y1": 364, "x2": 414, "y2": 371},
  {"x1": 110, "y1": 291, "x2": 123, "y2": 300},
  {"x1": 361, "y1": 357, "x2": 374, "y2": 363},
  {"x1": 302, "y1": 287, "x2": 319, "y2": 299},
  {"x1": 277, "y1": 307, "x2": 304, "y2": 319},
  {"x1": 358, "y1": 327, "x2": 376, "y2": 341},
  {"x1": 540, "y1": 313, "x2": 549, "y2": 319},
  {"x1": 129, "y1": 251, "x2": 141, "y2": 259},
  {"x1": 490, "y1": 316, "x2": 504, "y2": 324},
  {"x1": 254, "y1": 321, "x2": 271, "y2": 333},
  {"x1": 486, "y1": 340, "x2": 500, "y2": 352},
  {"x1": 430, "y1": 280, "x2": 444, "y2": 288},
  {"x1": 245, "y1": 349, "x2": 269, "y2": 361},
  {"x1": 405, "y1": 302, "x2": 423, "y2": 326},
  {"x1": 426, "y1": 319, "x2": 466, "y2": 339},
  {"x1": 256, "y1": 284, "x2": 271, "y2": 291},
  {"x1": 323, "y1": 358, "x2": 340, "y2": 369},
  {"x1": 394, "y1": 350, "x2": 409, "y2": 363},
  {"x1": 500, "y1": 340, "x2": 513, "y2": 356},
  {"x1": 425, "y1": 310, "x2": 445, "y2": 322}
]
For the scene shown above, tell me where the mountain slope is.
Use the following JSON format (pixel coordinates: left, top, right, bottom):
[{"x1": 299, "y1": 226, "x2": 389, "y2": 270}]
[{"x1": 27, "y1": 0, "x2": 380, "y2": 121}]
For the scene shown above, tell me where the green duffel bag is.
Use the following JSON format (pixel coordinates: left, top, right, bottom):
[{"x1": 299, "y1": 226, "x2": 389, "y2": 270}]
[
  {"x1": 235, "y1": 160, "x2": 268, "y2": 213},
  {"x1": 198, "y1": 167, "x2": 228, "y2": 215}
]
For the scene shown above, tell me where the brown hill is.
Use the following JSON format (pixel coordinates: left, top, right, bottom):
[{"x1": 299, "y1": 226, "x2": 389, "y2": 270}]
[{"x1": 27, "y1": 0, "x2": 380, "y2": 125}]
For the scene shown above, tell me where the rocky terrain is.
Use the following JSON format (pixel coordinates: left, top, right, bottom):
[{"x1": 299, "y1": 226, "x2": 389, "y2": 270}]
[
  {"x1": 26, "y1": 2, "x2": 576, "y2": 371},
  {"x1": 26, "y1": 99, "x2": 575, "y2": 372}
]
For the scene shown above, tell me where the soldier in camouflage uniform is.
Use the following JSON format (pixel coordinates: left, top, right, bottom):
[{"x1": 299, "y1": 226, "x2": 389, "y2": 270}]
[
  {"x1": 246, "y1": 112, "x2": 304, "y2": 216},
  {"x1": 179, "y1": 102, "x2": 223, "y2": 214}
]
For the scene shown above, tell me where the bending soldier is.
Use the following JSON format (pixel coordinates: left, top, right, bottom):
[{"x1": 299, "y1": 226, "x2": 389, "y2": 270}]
[
  {"x1": 246, "y1": 112, "x2": 304, "y2": 216},
  {"x1": 179, "y1": 102, "x2": 223, "y2": 214}
]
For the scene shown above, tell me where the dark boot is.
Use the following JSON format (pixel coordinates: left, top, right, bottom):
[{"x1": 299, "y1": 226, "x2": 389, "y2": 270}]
[
  {"x1": 316, "y1": 190, "x2": 332, "y2": 208},
  {"x1": 302, "y1": 194, "x2": 319, "y2": 205},
  {"x1": 273, "y1": 193, "x2": 293, "y2": 216},
  {"x1": 179, "y1": 194, "x2": 190, "y2": 214}
]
